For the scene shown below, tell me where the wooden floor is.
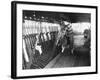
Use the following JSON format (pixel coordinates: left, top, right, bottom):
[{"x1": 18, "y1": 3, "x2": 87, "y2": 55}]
[{"x1": 45, "y1": 47, "x2": 91, "y2": 68}]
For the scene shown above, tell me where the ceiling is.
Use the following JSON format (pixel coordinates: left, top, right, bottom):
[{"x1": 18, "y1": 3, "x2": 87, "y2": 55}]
[{"x1": 23, "y1": 10, "x2": 91, "y2": 23}]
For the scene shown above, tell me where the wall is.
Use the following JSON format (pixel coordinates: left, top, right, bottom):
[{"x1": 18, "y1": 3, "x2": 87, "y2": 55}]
[{"x1": 0, "y1": 0, "x2": 99, "y2": 80}]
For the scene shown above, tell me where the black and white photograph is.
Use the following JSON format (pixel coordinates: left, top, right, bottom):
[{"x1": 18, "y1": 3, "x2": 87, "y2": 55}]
[
  {"x1": 11, "y1": 1, "x2": 97, "y2": 79},
  {"x1": 22, "y1": 11, "x2": 91, "y2": 69}
]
